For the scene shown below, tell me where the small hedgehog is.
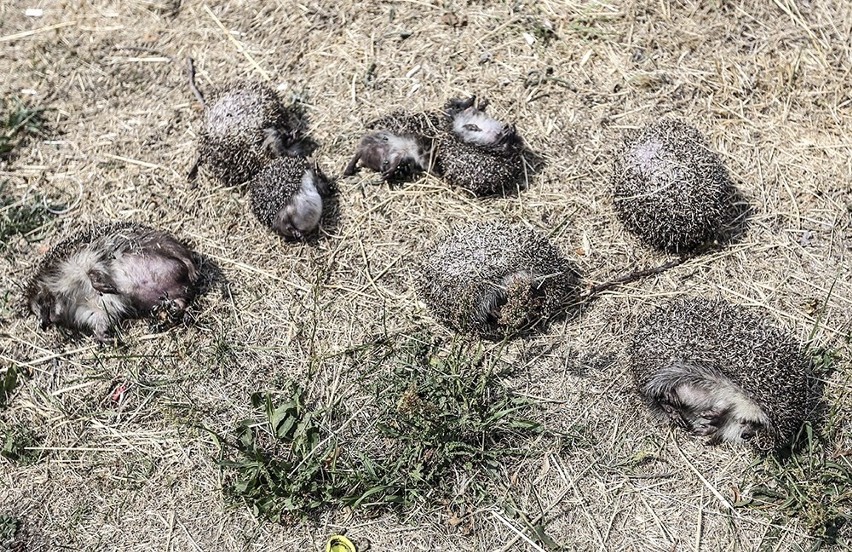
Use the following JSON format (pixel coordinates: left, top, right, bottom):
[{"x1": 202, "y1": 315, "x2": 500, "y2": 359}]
[
  {"x1": 630, "y1": 297, "x2": 812, "y2": 451},
  {"x1": 249, "y1": 156, "x2": 330, "y2": 240},
  {"x1": 416, "y1": 221, "x2": 579, "y2": 338},
  {"x1": 195, "y1": 82, "x2": 294, "y2": 186},
  {"x1": 344, "y1": 111, "x2": 442, "y2": 180},
  {"x1": 612, "y1": 119, "x2": 731, "y2": 253},
  {"x1": 443, "y1": 96, "x2": 519, "y2": 155},
  {"x1": 343, "y1": 130, "x2": 434, "y2": 180},
  {"x1": 437, "y1": 97, "x2": 526, "y2": 196},
  {"x1": 26, "y1": 222, "x2": 200, "y2": 341}
]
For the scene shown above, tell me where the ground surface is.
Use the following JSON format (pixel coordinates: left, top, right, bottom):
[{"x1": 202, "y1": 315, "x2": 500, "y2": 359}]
[{"x1": 1, "y1": 1, "x2": 851, "y2": 550}]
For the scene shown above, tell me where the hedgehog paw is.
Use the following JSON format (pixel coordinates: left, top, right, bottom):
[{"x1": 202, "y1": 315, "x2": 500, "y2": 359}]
[{"x1": 691, "y1": 409, "x2": 723, "y2": 436}]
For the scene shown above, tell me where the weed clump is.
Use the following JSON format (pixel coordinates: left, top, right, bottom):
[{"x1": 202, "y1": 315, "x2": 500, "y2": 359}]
[{"x1": 214, "y1": 337, "x2": 552, "y2": 521}]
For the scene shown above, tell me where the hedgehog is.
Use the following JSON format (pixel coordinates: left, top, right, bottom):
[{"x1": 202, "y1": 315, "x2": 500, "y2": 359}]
[
  {"x1": 629, "y1": 297, "x2": 812, "y2": 452},
  {"x1": 612, "y1": 119, "x2": 731, "y2": 253},
  {"x1": 344, "y1": 111, "x2": 442, "y2": 180},
  {"x1": 249, "y1": 156, "x2": 330, "y2": 240},
  {"x1": 436, "y1": 97, "x2": 526, "y2": 196},
  {"x1": 195, "y1": 82, "x2": 294, "y2": 186},
  {"x1": 416, "y1": 221, "x2": 580, "y2": 338},
  {"x1": 26, "y1": 222, "x2": 200, "y2": 341}
]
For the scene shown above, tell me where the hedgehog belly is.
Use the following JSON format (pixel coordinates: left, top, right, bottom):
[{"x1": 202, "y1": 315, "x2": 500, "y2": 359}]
[
  {"x1": 612, "y1": 119, "x2": 730, "y2": 253},
  {"x1": 249, "y1": 157, "x2": 323, "y2": 239},
  {"x1": 26, "y1": 222, "x2": 200, "y2": 340},
  {"x1": 417, "y1": 221, "x2": 579, "y2": 338},
  {"x1": 629, "y1": 297, "x2": 811, "y2": 451},
  {"x1": 437, "y1": 135, "x2": 524, "y2": 196}
]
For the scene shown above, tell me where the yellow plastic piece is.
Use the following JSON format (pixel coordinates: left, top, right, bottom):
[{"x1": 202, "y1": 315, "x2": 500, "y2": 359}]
[{"x1": 326, "y1": 535, "x2": 356, "y2": 552}]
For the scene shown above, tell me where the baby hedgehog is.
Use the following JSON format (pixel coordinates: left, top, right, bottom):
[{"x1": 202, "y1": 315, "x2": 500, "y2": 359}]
[
  {"x1": 436, "y1": 97, "x2": 526, "y2": 196},
  {"x1": 416, "y1": 221, "x2": 579, "y2": 338},
  {"x1": 612, "y1": 119, "x2": 731, "y2": 253},
  {"x1": 249, "y1": 156, "x2": 330, "y2": 240},
  {"x1": 26, "y1": 222, "x2": 200, "y2": 341},
  {"x1": 630, "y1": 297, "x2": 811, "y2": 452},
  {"x1": 196, "y1": 82, "x2": 294, "y2": 186},
  {"x1": 344, "y1": 111, "x2": 442, "y2": 180}
]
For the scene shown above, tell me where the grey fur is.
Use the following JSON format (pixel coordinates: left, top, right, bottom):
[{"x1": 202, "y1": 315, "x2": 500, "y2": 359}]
[
  {"x1": 416, "y1": 221, "x2": 580, "y2": 338},
  {"x1": 197, "y1": 82, "x2": 293, "y2": 186},
  {"x1": 249, "y1": 157, "x2": 329, "y2": 241},
  {"x1": 630, "y1": 297, "x2": 812, "y2": 451},
  {"x1": 26, "y1": 222, "x2": 200, "y2": 341},
  {"x1": 612, "y1": 119, "x2": 730, "y2": 253}
]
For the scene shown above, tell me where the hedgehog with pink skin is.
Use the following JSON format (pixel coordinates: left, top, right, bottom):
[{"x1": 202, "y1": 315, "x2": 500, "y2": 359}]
[{"x1": 26, "y1": 222, "x2": 200, "y2": 341}]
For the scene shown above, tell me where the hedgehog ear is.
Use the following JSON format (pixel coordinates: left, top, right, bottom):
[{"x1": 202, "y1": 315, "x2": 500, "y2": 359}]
[
  {"x1": 88, "y1": 268, "x2": 119, "y2": 294},
  {"x1": 262, "y1": 128, "x2": 284, "y2": 157}
]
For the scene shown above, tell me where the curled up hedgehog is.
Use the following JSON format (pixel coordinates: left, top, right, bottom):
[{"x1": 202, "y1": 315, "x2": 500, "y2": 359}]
[
  {"x1": 435, "y1": 96, "x2": 526, "y2": 196},
  {"x1": 612, "y1": 119, "x2": 733, "y2": 254},
  {"x1": 26, "y1": 222, "x2": 200, "y2": 341},
  {"x1": 187, "y1": 60, "x2": 297, "y2": 186},
  {"x1": 249, "y1": 156, "x2": 331, "y2": 240},
  {"x1": 416, "y1": 221, "x2": 580, "y2": 338},
  {"x1": 629, "y1": 297, "x2": 812, "y2": 452}
]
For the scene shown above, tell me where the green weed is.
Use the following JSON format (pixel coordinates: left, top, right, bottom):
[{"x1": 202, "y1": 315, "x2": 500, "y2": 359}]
[
  {"x1": 738, "y1": 422, "x2": 852, "y2": 546},
  {"x1": 0, "y1": 424, "x2": 41, "y2": 465},
  {"x1": 0, "y1": 97, "x2": 47, "y2": 160},
  {"x1": 214, "y1": 335, "x2": 554, "y2": 522}
]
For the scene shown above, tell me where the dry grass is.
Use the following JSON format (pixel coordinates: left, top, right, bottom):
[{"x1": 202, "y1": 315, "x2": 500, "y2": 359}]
[{"x1": 1, "y1": 0, "x2": 851, "y2": 550}]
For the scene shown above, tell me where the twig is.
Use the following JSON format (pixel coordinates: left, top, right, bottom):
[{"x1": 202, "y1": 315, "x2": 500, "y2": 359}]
[
  {"x1": 586, "y1": 256, "x2": 687, "y2": 297},
  {"x1": 186, "y1": 57, "x2": 205, "y2": 106}
]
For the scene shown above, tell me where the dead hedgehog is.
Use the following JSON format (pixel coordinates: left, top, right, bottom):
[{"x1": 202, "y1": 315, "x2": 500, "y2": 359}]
[
  {"x1": 416, "y1": 221, "x2": 580, "y2": 338},
  {"x1": 443, "y1": 96, "x2": 519, "y2": 154},
  {"x1": 344, "y1": 111, "x2": 442, "y2": 180},
  {"x1": 630, "y1": 297, "x2": 812, "y2": 452},
  {"x1": 436, "y1": 97, "x2": 526, "y2": 196},
  {"x1": 249, "y1": 156, "x2": 330, "y2": 240},
  {"x1": 26, "y1": 222, "x2": 200, "y2": 341},
  {"x1": 194, "y1": 81, "x2": 294, "y2": 186},
  {"x1": 612, "y1": 119, "x2": 731, "y2": 253}
]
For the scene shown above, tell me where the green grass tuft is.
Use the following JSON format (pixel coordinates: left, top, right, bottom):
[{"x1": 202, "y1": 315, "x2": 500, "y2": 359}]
[
  {"x1": 738, "y1": 422, "x2": 852, "y2": 545},
  {"x1": 0, "y1": 97, "x2": 47, "y2": 160},
  {"x1": 0, "y1": 423, "x2": 41, "y2": 465},
  {"x1": 213, "y1": 334, "x2": 557, "y2": 522},
  {"x1": 0, "y1": 182, "x2": 57, "y2": 252}
]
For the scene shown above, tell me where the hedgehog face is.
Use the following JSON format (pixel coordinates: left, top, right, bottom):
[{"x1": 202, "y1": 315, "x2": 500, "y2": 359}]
[
  {"x1": 344, "y1": 130, "x2": 427, "y2": 180},
  {"x1": 272, "y1": 168, "x2": 324, "y2": 241},
  {"x1": 445, "y1": 97, "x2": 521, "y2": 154}
]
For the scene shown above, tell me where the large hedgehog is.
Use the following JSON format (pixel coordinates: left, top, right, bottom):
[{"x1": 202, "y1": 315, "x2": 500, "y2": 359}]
[
  {"x1": 612, "y1": 119, "x2": 730, "y2": 253},
  {"x1": 416, "y1": 221, "x2": 580, "y2": 338},
  {"x1": 196, "y1": 82, "x2": 293, "y2": 186},
  {"x1": 26, "y1": 222, "x2": 200, "y2": 341},
  {"x1": 630, "y1": 297, "x2": 812, "y2": 452},
  {"x1": 249, "y1": 156, "x2": 330, "y2": 241}
]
